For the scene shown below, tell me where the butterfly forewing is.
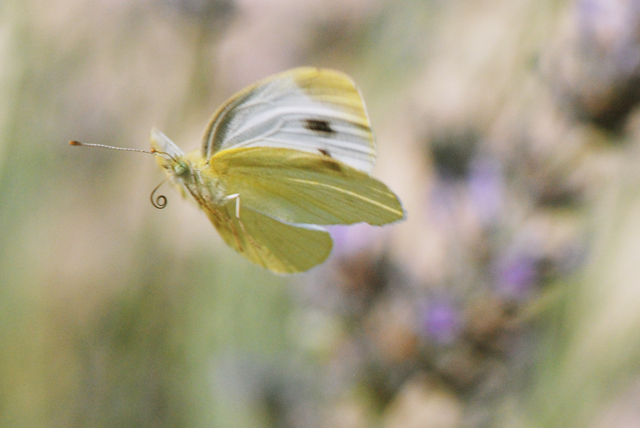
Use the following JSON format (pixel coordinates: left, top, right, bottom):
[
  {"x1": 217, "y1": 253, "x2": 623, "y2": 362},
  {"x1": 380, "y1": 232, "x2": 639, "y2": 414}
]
[
  {"x1": 201, "y1": 68, "x2": 376, "y2": 173},
  {"x1": 208, "y1": 147, "x2": 405, "y2": 226}
]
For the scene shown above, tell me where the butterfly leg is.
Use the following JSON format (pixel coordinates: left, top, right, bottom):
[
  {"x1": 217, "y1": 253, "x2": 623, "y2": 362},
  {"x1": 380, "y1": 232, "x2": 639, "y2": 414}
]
[
  {"x1": 204, "y1": 205, "x2": 245, "y2": 251},
  {"x1": 224, "y1": 193, "x2": 241, "y2": 218},
  {"x1": 223, "y1": 193, "x2": 262, "y2": 250},
  {"x1": 221, "y1": 194, "x2": 245, "y2": 251}
]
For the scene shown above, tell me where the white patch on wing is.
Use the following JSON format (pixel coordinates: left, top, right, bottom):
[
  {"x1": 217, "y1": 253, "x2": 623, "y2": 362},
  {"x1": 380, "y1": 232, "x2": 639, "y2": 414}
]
[{"x1": 202, "y1": 71, "x2": 377, "y2": 174}]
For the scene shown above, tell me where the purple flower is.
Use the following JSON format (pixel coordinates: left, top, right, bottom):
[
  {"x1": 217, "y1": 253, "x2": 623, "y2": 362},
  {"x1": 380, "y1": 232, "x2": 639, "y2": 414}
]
[
  {"x1": 327, "y1": 223, "x2": 378, "y2": 258},
  {"x1": 468, "y1": 157, "x2": 504, "y2": 226},
  {"x1": 494, "y1": 253, "x2": 538, "y2": 300},
  {"x1": 421, "y1": 299, "x2": 462, "y2": 345},
  {"x1": 426, "y1": 179, "x2": 458, "y2": 227}
]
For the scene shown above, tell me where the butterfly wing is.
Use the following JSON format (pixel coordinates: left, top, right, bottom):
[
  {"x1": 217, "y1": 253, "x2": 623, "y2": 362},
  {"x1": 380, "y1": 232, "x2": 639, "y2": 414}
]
[
  {"x1": 153, "y1": 68, "x2": 403, "y2": 273},
  {"x1": 151, "y1": 128, "x2": 184, "y2": 159},
  {"x1": 201, "y1": 67, "x2": 376, "y2": 173},
  {"x1": 208, "y1": 147, "x2": 405, "y2": 226},
  {"x1": 205, "y1": 203, "x2": 333, "y2": 274}
]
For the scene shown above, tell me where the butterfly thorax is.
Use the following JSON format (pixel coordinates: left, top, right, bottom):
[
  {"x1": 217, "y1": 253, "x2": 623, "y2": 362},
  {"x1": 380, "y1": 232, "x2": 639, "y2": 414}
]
[{"x1": 163, "y1": 152, "x2": 227, "y2": 209}]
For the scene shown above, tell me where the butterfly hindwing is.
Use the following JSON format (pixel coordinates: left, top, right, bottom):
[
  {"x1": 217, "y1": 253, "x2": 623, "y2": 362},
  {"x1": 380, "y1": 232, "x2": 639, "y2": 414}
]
[{"x1": 205, "y1": 202, "x2": 333, "y2": 274}]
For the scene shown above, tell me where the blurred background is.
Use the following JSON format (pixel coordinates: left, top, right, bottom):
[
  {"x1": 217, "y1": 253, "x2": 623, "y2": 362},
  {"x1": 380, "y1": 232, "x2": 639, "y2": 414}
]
[{"x1": 3, "y1": 0, "x2": 640, "y2": 427}]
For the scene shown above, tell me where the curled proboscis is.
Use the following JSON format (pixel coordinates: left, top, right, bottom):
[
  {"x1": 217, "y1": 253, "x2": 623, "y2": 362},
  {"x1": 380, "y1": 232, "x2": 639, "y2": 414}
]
[{"x1": 150, "y1": 180, "x2": 168, "y2": 209}]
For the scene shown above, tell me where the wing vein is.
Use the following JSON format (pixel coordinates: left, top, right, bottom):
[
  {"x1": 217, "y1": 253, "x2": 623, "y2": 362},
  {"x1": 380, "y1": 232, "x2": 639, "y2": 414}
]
[{"x1": 286, "y1": 177, "x2": 404, "y2": 216}]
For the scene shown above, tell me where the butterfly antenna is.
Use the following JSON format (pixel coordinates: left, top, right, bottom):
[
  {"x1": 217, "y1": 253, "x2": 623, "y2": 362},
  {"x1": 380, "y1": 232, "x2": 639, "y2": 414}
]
[
  {"x1": 70, "y1": 140, "x2": 174, "y2": 209},
  {"x1": 150, "y1": 179, "x2": 168, "y2": 209},
  {"x1": 69, "y1": 140, "x2": 161, "y2": 155},
  {"x1": 69, "y1": 140, "x2": 177, "y2": 161}
]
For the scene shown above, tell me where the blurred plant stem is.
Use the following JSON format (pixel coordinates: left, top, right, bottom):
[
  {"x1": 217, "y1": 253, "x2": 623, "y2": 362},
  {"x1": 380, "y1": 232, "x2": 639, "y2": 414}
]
[
  {"x1": 0, "y1": 2, "x2": 49, "y2": 426},
  {"x1": 514, "y1": 148, "x2": 640, "y2": 428}
]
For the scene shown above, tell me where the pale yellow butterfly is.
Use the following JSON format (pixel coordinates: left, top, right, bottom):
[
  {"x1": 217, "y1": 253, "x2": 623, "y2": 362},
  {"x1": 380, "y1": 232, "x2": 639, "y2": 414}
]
[{"x1": 71, "y1": 67, "x2": 405, "y2": 273}]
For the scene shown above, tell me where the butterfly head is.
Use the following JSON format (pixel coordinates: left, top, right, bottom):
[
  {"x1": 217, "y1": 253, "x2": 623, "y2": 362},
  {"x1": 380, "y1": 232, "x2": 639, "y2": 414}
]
[
  {"x1": 171, "y1": 160, "x2": 188, "y2": 176},
  {"x1": 150, "y1": 128, "x2": 191, "y2": 176}
]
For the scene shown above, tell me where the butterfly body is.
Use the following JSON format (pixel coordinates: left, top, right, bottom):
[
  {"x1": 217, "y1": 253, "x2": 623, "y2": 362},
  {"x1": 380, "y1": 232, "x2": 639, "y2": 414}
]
[
  {"x1": 150, "y1": 68, "x2": 404, "y2": 273},
  {"x1": 159, "y1": 151, "x2": 226, "y2": 208}
]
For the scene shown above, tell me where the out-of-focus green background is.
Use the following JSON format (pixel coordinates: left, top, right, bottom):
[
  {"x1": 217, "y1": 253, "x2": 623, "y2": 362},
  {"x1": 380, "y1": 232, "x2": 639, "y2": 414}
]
[{"x1": 3, "y1": 0, "x2": 640, "y2": 427}]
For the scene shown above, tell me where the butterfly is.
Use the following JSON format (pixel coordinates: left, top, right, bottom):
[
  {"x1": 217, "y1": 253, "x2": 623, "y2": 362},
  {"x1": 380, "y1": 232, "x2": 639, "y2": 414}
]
[{"x1": 72, "y1": 68, "x2": 405, "y2": 273}]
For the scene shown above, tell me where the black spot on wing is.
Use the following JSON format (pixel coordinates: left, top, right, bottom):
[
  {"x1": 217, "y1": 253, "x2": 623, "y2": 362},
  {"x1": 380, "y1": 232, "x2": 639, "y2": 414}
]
[
  {"x1": 303, "y1": 119, "x2": 336, "y2": 135},
  {"x1": 318, "y1": 149, "x2": 332, "y2": 157},
  {"x1": 316, "y1": 154, "x2": 344, "y2": 172},
  {"x1": 321, "y1": 159, "x2": 343, "y2": 172}
]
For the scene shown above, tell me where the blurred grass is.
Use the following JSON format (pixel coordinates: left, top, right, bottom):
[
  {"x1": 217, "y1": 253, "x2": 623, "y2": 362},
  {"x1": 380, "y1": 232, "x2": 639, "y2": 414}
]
[
  {"x1": 0, "y1": 2, "x2": 293, "y2": 426},
  {"x1": 520, "y1": 150, "x2": 640, "y2": 428}
]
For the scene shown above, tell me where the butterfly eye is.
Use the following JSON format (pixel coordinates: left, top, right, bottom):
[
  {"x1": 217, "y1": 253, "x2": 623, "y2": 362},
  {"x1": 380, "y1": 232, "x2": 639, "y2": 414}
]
[{"x1": 173, "y1": 161, "x2": 188, "y2": 176}]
